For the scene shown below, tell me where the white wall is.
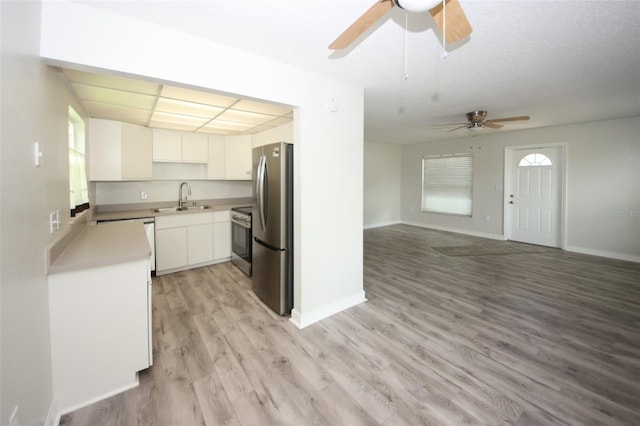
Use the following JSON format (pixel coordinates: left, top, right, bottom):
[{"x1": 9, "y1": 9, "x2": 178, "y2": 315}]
[
  {"x1": 252, "y1": 122, "x2": 294, "y2": 148},
  {"x1": 401, "y1": 116, "x2": 640, "y2": 262},
  {"x1": 364, "y1": 141, "x2": 402, "y2": 229},
  {"x1": 40, "y1": 2, "x2": 365, "y2": 328},
  {"x1": 0, "y1": 2, "x2": 88, "y2": 424}
]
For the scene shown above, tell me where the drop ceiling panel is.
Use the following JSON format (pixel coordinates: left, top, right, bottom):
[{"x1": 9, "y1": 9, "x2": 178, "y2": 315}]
[
  {"x1": 203, "y1": 120, "x2": 255, "y2": 132},
  {"x1": 61, "y1": 67, "x2": 293, "y2": 136},
  {"x1": 160, "y1": 86, "x2": 239, "y2": 108},
  {"x1": 71, "y1": 84, "x2": 157, "y2": 109},
  {"x1": 233, "y1": 99, "x2": 292, "y2": 116},
  {"x1": 216, "y1": 109, "x2": 276, "y2": 125},
  {"x1": 83, "y1": 102, "x2": 151, "y2": 125},
  {"x1": 149, "y1": 121, "x2": 202, "y2": 132},
  {"x1": 150, "y1": 111, "x2": 209, "y2": 128},
  {"x1": 63, "y1": 68, "x2": 160, "y2": 95},
  {"x1": 155, "y1": 97, "x2": 225, "y2": 118}
]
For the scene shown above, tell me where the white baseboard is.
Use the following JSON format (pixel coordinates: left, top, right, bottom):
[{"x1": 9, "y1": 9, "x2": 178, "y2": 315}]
[
  {"x1": 401, "y1": 221, "x2": 506, "y2": 241},
  {"x1": 45, "y1": 399, "x2": 59, "y2": 426},
  {"x1": 290, "y1": 291, "x2": 367, "y2": 329},
  {"x1": 54, "y1": 375, "x2": 140, "y2": 422},
  {"x1": 363, "y1": 220, "x2": 401, "y2": 230},
  {"x1": 564, "y1": 245, "x2": 640, "y2": 263}
]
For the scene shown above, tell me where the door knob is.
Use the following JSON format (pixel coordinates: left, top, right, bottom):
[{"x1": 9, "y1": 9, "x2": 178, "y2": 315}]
[
  {"x1": 509, "y1": 194, "x2": 514, "y2": 198},
  {"x1": 509, "y1": 201, "x2": 514, "y2": 204}
]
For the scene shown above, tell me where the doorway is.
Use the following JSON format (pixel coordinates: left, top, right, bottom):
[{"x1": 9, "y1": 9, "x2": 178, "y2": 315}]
[{"x1": 504, "y1": 145, "x2": 565, "y2": 247}]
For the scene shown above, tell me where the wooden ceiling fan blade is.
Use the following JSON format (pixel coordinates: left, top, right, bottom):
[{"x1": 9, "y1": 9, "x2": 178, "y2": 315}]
[
  {"x1": 488, "y1": 115, "x2": 530, "y2": 123},
  {"x1": 485, "y1": 123, "x2": 504, "y2": 129},
  {"x1": 329, "y1": 0, "x2": 395, "y2": 49},
  {"x1": 430, "y1": 0, "x2": 472, "y2": 44}
]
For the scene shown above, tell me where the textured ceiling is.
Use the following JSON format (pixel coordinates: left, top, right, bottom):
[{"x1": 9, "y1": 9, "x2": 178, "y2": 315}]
[{"x1": 78, "y1": 0, "x2": 640, "y2": 143}]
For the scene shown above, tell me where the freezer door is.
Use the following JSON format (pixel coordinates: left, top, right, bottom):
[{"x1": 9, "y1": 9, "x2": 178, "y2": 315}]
[
  {"x1": 253, "y1": 143, "x2": 291, "y2": 249},
  {"x1": 252, "y1": 239, "x2": 291, "y2": 315}
]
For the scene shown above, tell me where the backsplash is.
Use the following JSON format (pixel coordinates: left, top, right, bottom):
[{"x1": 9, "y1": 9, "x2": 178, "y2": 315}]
[{"x1": 95, "y1": 180, "x2": 252, "y2": 205}]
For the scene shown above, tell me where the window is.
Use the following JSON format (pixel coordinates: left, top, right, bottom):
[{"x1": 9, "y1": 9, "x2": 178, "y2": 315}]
[
  {"x1": 519, "y1": 153, "x2": 552, "y2": 167},
  {"x1": 421, "y1": 154, "x2": 473, "y2": 216},
  {"x1": 68, "y1": 106, "x2": 89, "y2": 217}
]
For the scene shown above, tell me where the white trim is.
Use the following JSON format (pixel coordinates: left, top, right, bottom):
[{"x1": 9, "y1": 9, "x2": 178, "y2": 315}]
[
  {"x1": 564, "y1": 245, "x2": 640, "y2": 263},
  {"x1": 402, "y1": 221, "x2": 506, "y2": 241},
  {"x1": 45, "y1": 400, "x2": 58, "y2": 426},
  {"x1": 56, "y1": 375, "x2": 140, "y2": 419},
  {"x1": 503, "y1": 143, "x2": 568, "y2": 248},
  {"x1": 363, "y1": 220, "x2": 401, "y2": 230},
  {"x1": 290, "y1": 291, "x2": 367, "y2": 329}
]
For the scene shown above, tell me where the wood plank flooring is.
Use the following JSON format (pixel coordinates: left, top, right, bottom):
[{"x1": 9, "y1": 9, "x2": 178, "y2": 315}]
[{"x1": 60, "y1": 224, "x2": 640, "y2": 425}]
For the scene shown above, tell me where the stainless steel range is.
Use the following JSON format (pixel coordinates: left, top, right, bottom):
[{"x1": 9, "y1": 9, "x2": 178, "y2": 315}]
[{"x1": 230, "y1": 206, "x2": 252, "y2": 276}]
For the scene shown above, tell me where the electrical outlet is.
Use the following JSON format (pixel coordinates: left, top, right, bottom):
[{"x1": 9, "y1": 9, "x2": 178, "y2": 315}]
[
  {"x1": 140, "y1": 191, "x2": 148, "y2": 200},
  {"x1": 9, "y1": 405, "x2": 18, "y2": 426},
  {"x1": 484, "y1": 215, "x2": 490, "y2": 222}
]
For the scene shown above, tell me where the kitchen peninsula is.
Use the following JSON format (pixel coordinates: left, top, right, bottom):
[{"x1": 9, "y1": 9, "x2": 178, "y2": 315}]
[{"x1": 47, "y1": 220, "x2": 152, "y2": 414}]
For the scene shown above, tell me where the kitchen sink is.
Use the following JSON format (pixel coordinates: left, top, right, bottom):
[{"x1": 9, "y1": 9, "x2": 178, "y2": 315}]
[
  {"x1": 181, "y1": 205, "x2": 212, "y2": 211},
  {"x1": 152, "y1": 205, "x2": 212, "y2": 213}
]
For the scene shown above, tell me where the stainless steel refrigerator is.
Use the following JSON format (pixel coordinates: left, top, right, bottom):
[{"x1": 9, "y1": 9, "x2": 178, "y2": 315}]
[{"x1": 252, "y1": 142, "x2": 293, "y2": 315}]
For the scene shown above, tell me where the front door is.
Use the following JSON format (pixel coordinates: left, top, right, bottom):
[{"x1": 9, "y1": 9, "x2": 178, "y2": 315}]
[{"x1": 507, "y1": 146, "x2": 562, "y2": 247}]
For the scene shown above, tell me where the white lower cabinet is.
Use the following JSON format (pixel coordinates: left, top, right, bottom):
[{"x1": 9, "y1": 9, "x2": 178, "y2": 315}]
[
  {"x1": 155, "y1": 210, "x2": 231, "y2": 274},
  {"x1": 48, "y1": 258, "x2": 150, "y2": 411},
  {"x1": 188, "y1": 223, "x2": 214, "y2": 265},
  {"x1": 156, "y1": 226, "x2": 188, "y2": 271},
  {"x1": 213, "y1": 210, "x2": 232, "y2": 260}
]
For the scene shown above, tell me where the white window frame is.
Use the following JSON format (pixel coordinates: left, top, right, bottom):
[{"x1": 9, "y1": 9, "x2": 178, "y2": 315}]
[{"x1": 421, "y1": 153, "x2": 473, "y2": 216}]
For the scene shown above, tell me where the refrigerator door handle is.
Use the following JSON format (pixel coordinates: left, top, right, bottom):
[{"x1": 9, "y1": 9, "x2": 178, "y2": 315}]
[{"x1": 256, "y1": 155, "x2": 267, "y2": 232}]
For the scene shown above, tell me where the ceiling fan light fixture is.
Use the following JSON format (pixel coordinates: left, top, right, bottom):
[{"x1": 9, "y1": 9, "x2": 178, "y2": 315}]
[
  {"x1": 394, "y1": 0, "x2": 442, "y2": 13},
  {"x1": 468, "y1": 123, "x2": 485, "y2": 135}
]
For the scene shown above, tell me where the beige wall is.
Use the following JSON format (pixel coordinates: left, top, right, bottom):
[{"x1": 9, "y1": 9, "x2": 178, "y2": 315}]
[
  {"x1": 400, "y1": 116, "x2": 640, "y2": 261},
  {"x1": 0, "y1": 1, "x2": 87, "y2": 423},
  {"x1": 364, "y1": 141, "x2": 401, "y2": 229}
]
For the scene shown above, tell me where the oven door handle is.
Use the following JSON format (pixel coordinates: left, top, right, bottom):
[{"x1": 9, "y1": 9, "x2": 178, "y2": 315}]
[{"x1": 231, "y1": 218, "x2": 251, "y2": 228}]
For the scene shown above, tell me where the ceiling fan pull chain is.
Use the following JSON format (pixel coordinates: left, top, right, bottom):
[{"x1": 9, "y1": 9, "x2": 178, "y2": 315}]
[
  {"x1": 440, "y1": 0, "x2": 448, "y2": 59},
  {"x1": 404, "y1": 11, "x2": 409, "y2": 79}
]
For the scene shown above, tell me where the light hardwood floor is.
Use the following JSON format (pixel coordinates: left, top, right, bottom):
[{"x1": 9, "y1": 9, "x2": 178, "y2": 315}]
[{"x1": 61, "y1": 224, "x2": 640, "y2": 425}]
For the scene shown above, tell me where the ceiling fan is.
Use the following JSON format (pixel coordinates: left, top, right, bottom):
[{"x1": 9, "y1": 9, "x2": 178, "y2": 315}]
[
  {"x1": 329, "y1": 0, "x2": 472, "y2": 50},
  {"x1": 432, "y1": 111, "x2": 531, "y2": 133}
]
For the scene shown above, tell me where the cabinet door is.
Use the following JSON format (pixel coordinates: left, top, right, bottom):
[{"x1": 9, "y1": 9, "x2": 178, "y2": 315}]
[
  {"x1": 153, "y1": 129, "x2": 182, "y2": 162},
  {"x1": 207, "y1": 135, "x2": 226, "y2": 180},
  {"x1": 156, "y1": 227, "x2": 187, "y2": 271},
  {"x1": 182, "y1": 133, "x2": 209, "y2": 163},
  {"x1": 213, "y1": 221, "x2": 231, "y2": 260},
  {"x1": 89, "y1": 118, "x2": 122, "y2": 181},
  {"x1": 122, "y1": 123, "x2": 152, "y2": 180},
  {"x1": 188, "y1": 223, "x2": 214, "y2": 265},
  {"x1": 225, "y1": 136, "x2": 252, "y2": 180}
]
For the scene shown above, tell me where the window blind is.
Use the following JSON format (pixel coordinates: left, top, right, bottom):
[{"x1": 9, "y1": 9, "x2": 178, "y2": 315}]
[{"x1": 421, "y1": 154, "x2": 473, "y2": 216}]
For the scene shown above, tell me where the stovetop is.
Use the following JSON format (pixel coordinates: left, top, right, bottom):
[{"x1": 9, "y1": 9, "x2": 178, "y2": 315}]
[{"x1": 232, "y1": 206, "x2": 253, "y2": 215}]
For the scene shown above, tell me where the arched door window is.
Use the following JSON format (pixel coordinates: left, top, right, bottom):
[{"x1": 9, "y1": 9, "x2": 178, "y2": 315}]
[{"x1": 519, "y1": 153, "x2": 552, "y2": 166}]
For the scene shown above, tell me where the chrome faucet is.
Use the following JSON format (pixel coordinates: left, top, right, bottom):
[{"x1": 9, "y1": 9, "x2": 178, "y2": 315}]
[{"x1": 178, "y1": 182, "x2": 191, "y2": 209}]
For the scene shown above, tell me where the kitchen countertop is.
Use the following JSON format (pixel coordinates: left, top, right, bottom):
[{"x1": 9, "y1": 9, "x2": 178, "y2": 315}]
[
  {"x1": 92, "y1": 198, "x2": 253, "y2": 222},
  {"x1": 48, "y1": 221, "x2": 151, "y2": 274}
]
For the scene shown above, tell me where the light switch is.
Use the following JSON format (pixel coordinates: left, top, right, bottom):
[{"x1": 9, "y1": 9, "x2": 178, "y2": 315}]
[{"x1": 34, "y1": 142, "x2": 43, "y2": 166}]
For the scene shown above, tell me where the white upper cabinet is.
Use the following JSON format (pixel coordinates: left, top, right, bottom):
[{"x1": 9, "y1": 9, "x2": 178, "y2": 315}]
[
  {"x1": 208, "y1": 135, "x2": 252, "y2": 181},
  {"x1": 89, "y1": 118, "x2": 152, "y2": 181},
  {"x1": 181, "y1": 132, "x2": 209, "y2": 163},
  {"x1": 224, "y1": 135, "x2": 252, "y2": 180},
  {"x1": 207, "y1": 135, "x2": 226, "y2": 180},
  {"x1": 152, "y1": 129, "x2": 208, "y2": 163},
  {"x1": 152, "y1": 129, "x2": 181, "y2": 162}
]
